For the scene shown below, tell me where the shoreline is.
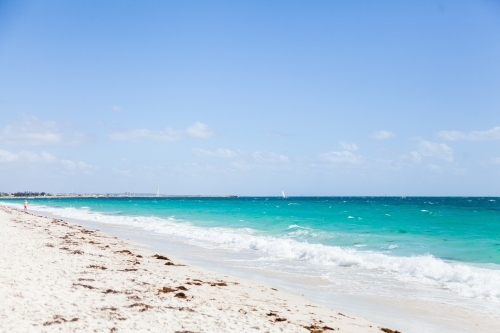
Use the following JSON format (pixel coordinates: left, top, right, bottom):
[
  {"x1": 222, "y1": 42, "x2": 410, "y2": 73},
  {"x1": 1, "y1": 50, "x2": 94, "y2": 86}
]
[{"x1": 0, "y1": 205, "x2": 391, "y2": 333}]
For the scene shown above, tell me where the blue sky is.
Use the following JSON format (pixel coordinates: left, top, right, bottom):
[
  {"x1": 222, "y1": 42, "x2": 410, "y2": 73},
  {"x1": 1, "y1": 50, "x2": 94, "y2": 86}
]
[{"x1": 0, "y1": 0, "x2": 499, "y2": 195}]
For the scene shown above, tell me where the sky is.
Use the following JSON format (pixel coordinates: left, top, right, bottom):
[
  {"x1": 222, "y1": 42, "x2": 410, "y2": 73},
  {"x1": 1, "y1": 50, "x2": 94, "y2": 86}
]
[{"x1": 0, "y1": 0, "x2": 499, "y2": 196}]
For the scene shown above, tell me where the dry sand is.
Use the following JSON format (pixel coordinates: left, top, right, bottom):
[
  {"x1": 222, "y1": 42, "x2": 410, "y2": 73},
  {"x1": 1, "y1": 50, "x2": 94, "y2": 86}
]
[{"x1": 0, "y1": 206, "x2": 396, "y2": 333}]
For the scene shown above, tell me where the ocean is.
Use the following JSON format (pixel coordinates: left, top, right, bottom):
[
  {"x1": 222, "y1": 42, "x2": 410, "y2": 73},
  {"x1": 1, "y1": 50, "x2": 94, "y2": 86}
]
[{"x1": 2, "y1": 196, "x2": 499, "y2": 331}]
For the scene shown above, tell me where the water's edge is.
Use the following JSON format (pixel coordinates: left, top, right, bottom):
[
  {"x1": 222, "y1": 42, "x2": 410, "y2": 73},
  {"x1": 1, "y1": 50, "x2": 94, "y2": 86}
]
[{"x1": 11, "y1": 203, "x2": 498, "y2": 333}]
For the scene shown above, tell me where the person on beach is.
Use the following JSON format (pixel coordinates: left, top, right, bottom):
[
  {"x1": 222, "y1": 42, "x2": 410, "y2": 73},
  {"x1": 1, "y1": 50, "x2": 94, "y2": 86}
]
[{"x1": 24, "y1": 200, "x2": 28, "y2": 212}]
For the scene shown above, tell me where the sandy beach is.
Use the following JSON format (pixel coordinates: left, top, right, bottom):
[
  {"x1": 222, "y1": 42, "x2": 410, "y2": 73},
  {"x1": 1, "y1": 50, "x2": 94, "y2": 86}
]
[{"x1": 0, "y1": 205, "x2": 395, "y2": 333}]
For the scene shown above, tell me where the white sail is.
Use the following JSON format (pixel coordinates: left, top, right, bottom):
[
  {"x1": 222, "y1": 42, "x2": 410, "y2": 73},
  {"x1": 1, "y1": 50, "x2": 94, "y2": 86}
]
[
  {"x1": 282, "y1": 189, "x2": 286, "y2": 198},
  {"x1": 156, "y1": 186, "x2": 160, "y2": 197}
]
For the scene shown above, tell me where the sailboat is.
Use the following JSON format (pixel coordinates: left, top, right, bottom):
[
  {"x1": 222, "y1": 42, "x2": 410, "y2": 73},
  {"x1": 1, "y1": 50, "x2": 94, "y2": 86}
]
[
  {"x1": 281, "y1": 189, "x2": 287, "y2": 199},
  {"x1": 156, "y1": 186, "x2": 160, "y2": 197}
]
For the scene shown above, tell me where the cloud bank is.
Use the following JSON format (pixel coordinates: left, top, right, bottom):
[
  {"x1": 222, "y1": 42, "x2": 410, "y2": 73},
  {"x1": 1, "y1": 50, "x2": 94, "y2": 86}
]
[
  {"x1": 0, "y1": 115, "x2": 84, "y2": 146},
  {"x1": 192, "y1": 148, "x2": 288, "y2": 163},
  {"x1": 0, "y1": 149, "x2": 98, "y2": 174},
  {"x1": 370, "y1": 130, "x2": 396, "y2": 140},
  {"x1": 319, "y1": 151, "x2": 363, "y2": 164},
  {"x1": 411, "y1": 140, "x2": 454, "y2": 163},
  {"x1": 438, "y1": 126, "x2": 500, "y2": 141},
  {"x1": 110, "y1": 122, "x2": 214, "y2": 142}
]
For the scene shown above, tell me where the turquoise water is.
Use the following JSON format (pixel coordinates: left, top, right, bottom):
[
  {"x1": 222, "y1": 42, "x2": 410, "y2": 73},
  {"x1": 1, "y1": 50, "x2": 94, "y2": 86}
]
[{"x1": 2, "y1": 196, "x2": 500, "y2": 305}]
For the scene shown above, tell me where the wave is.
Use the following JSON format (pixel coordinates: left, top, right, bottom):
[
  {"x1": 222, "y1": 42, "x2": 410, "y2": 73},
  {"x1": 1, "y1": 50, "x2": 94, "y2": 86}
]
[{"x1": 20, "y1": 203, "x2": 500, "y2": 302}]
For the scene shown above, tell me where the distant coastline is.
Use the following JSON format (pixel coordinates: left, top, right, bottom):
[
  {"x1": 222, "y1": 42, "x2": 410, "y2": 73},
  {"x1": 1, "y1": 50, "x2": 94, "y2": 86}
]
[{"x1": 0, "y1": 192, "x2": 239, "y2": 198}]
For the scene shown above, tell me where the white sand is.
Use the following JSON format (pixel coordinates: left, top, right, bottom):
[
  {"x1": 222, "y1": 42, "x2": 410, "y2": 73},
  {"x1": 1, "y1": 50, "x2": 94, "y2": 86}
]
[{"x1": 0, "y1": 206, "x2": 393, "y2": 333}]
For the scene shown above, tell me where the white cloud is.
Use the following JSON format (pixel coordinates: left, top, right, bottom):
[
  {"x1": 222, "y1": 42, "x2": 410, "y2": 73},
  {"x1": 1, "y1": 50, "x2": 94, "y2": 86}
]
[
  {"x1": 370, "y1": 130, "x2": 396, "y2": 140},
  {"x1": 112, "y1": 105, "x2": 123, "y2": 113},
  {"x1": 109, "y1": 128, "x2": 183, "y2": 142},
  {"x1": 418, "y1": 141, "x2": 454, "y2": 162},
  {"x1": 425, "y1": 164, "x2": 442, "y2": 173},
  {"x1": 339, "y1": 142, "x2": 359, "y2": 151},
  {"x1": 0, "y1": 149, "x2": 57, "y2": 163},
  {"x1": 0, "y1": 148, "x2": 98, "y2": 176},
  {"x1": 191, "y1": 148, "x2": 238, "y2": 158},
  {"x1": 112, "y1": 167, "x2": 131, "y2": 177},
  {"x1": 437, "y1": 126, "x2": 500, "y2": 141},
  {"x1": 251, "y1": 151, "x2": 289, "y2": 163},
  {"x1": 18, "y1": 151, "x2": 41, "y2": 162},
  {"x1": 410, "y1": 151, "x2": 422, "y2": 163},
  {"x1": 0, "y1": 115, "x2": 84, "y2": 146},
  {"x1": 61, "y1": 160, "x2": 99, "y2": 175},
  {"x1": 40, "y1": 151, "x2": 57, "y2": 162},
  {"x1": 192, "y1": 148, "x2": 289, "y2": 163},
  {"x1": 110, "y1": 122, "x2": 214, "y2": 142},
  {"x1": 192, "y1": 148, "x2": 289, "y2": 164},
  {"x1": 0, "y1": 149, "x2": 19, "y2": 162},
  {"x1": 191, "y1": 149, "x2": 289, "y2": 172},
  {"x1": 319, "y1": 151, "x2": 363, "y2": 164},
  {"x1": 186, "y1": 122, "x2": 215, "y2": 139}
]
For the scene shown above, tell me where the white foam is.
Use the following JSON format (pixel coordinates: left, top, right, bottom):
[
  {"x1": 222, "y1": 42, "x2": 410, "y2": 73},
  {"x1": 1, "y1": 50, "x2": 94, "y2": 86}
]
[{"x1": 23, "y1": 203, "x2": 500, "y2": 303}]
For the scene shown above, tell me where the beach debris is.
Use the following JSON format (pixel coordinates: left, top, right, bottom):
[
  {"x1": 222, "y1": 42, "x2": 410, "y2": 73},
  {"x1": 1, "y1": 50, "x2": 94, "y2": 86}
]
[
  {"x1": 72, "y1": 250, "x2": 84, "y2": 255},
  {"x1": 43, "y1": 315, "x2": 78, "y2": 326},
  {"x1": 174, "y1": 292, "x2": 187, "y2": 299},
  {"x1": 165, "y1": 261, "x2": 186, "y2": 266},
  {"x1": 104, "y1": 289, "x2": 120, "y2": 294},
  {"x1": 119, "y1": 268, "x2": 138, "y2": 272},
  {"x1": 177, "y1": 285, "x2": 188, "y2": 291},
  {"x1": 72, "y1": 283, "x2": 96, "y2": 289},
  {"x1": 380, "y1": 329, "x2": 402, "y2": 333},
  {"x1": 127, "y1": 259, "x2": 141, "y2": 265},
  {"x1": 128, "y1": 295, "x2": 141, "y2": 300},
  {"x1": 303, "y1": 325, "x2": 336, "y2": 332},
  {"x1": 101, "y1": 306, "x2": 118, "y2": 311},
  {"x1": 186, "y1": 281, "x2": 202, "y2": 286},
  {"x1": 153, "y1": 254, "x2": 170, "y2": 260},
  {"x1": 116, "y1": 249, "x2": 134, "y2": 255},
  {"x1": 210, "y1": 282, "x2": 227, "y2": 286},
  {"x1": 267, "y1": 312, "x2": 287, "y2": 322},
  {"x1": 127, "y1": 302, "x2": 153, "y2": 312},
  {"x1": 158, "y1": 287, "x2": 176, "y2": 294},
  {"x1": 177, "y1": 307, "x2": 195, "y2": 312},
  {"x1": 87, "y1": 265, "x2": 107, "y2": 270}
]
